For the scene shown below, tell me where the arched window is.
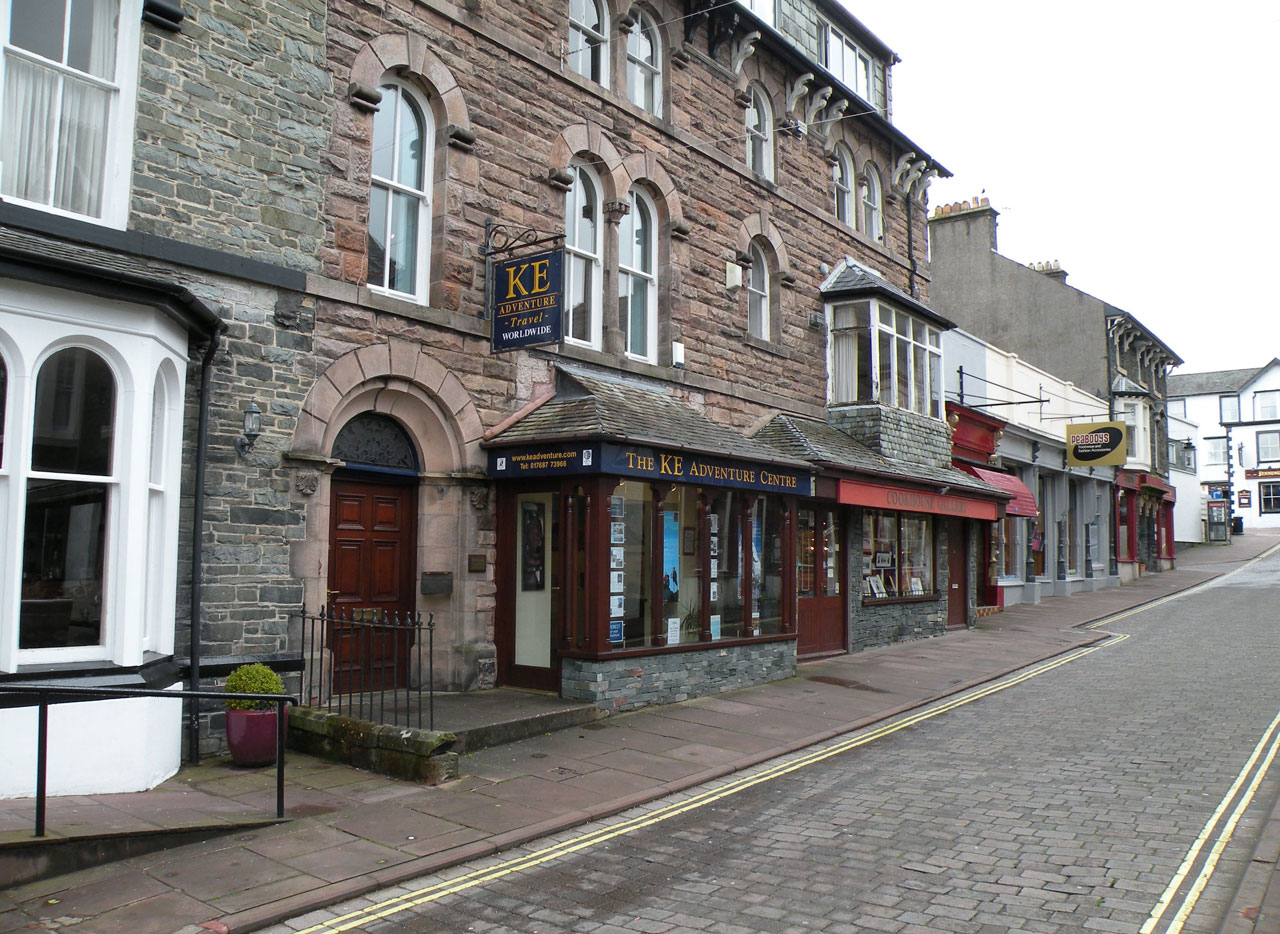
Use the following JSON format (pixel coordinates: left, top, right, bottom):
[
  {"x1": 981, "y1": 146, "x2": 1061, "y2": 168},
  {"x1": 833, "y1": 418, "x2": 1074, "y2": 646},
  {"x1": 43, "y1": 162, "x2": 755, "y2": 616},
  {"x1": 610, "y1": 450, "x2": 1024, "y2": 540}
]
[
  {"x1": 619, "y1": 188, "x2": 658, "y2": 362},
  {"x1": 144, "y1": 370, "x2": 168, "y2": 646},
  {"x1": 368, "y1": 79, "x2": 433, "y2": 301},
  {"x1": 860, "y1": 166, "x2": 883, "y2": 243},
  {"x1": 745, "y1": 86, "x2": 773, "y2": 180},
  {"x1": 626, "y1": 11, "x2": 661, "y2": 116},
  {"x1": 564, "y1": 162, "x2": 603, "y2": 349},
  {"x1": 0, "y1": 352, "x2": 7, "y2": 466},
  {"x1": 833, "y1": 145, "x2": 854, "y2": 225},
  {"x1": 569, "y1": 0, "x2": 608, "y2": 85},
  {"x1": 746, "y1": 241, "x2": 770, "y2": 340},
  {"x1": 21, "y1": 347, "x2": 116, "y2": 649}
]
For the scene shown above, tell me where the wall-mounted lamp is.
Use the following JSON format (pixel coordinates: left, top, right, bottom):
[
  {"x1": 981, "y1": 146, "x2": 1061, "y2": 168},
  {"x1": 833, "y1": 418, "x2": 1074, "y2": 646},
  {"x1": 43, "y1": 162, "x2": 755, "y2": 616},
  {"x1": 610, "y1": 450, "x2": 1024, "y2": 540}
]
[{"x1": 235, "y1": 402, "x2": 262, "y2": 456}]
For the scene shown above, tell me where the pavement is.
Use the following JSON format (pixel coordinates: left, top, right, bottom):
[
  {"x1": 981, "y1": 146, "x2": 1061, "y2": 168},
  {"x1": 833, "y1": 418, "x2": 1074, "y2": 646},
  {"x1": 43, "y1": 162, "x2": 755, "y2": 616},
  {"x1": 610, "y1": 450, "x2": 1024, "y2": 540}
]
[{"x1": 2, "y1": 531, "x2": 1279, "y2": 934}]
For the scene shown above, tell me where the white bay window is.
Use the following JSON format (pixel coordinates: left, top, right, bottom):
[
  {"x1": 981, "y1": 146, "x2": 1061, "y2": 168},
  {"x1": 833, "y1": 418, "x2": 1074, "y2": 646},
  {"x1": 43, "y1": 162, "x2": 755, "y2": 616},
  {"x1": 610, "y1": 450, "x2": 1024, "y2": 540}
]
[{"x1": 828, "y1": 299, "x2": 941, "y2": 417}]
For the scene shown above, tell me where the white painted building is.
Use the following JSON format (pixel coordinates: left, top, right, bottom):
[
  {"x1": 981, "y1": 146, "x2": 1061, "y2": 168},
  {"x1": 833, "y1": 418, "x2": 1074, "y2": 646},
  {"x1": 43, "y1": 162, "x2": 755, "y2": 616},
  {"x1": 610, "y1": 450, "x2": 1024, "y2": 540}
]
[
  {"x1": 1166, "y1": 413, "x2": 1203, "y2": 544},
  {"x1": 1167, "y1": 359, "x2": 1280, "y2": 531}
]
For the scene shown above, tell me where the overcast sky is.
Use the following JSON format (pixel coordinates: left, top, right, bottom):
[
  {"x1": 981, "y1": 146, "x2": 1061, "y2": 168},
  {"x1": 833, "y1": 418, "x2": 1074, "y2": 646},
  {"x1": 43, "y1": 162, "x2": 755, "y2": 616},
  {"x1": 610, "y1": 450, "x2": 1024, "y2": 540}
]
[{"x1": 848, "y1": 1, "x2": 1278, "y2": 376}]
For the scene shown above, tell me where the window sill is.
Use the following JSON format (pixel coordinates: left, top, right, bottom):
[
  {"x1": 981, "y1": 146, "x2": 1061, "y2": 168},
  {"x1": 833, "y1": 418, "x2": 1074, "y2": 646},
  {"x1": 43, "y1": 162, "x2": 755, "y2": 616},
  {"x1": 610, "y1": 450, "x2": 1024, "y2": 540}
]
[
  {"x1": 861, "y1": 593, "x2": 940, "y2": 606},
  {"x1": 561, "y1": 631, "x2": 795, "y2": 660},
  {"x1": 743, "y1": 332, "x2": 790, "y2": 359}
]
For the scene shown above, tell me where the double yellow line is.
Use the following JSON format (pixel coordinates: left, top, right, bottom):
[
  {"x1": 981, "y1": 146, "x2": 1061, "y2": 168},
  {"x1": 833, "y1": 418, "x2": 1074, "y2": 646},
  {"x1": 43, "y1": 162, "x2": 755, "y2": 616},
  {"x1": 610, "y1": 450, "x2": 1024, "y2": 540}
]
[{"x1": 294, "y1": 638, "x2": 1122, "y2": 933}]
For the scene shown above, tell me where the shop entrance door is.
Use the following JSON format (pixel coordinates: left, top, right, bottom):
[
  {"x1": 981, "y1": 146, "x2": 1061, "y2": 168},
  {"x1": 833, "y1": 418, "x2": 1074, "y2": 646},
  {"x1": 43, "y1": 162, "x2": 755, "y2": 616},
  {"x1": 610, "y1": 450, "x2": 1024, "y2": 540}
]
[
  {"x1": 946, "y1": 517, "x2": 968, "y2": 628},
  {"x1": 327, "y1": 476, "x2": 417, "y2": 692},
  {"x1": 500, "y1": 491, "x2": 561, "y2": 691},
  {"x1": 796, "y1": 508, "x2": 844, "y2": 657}
]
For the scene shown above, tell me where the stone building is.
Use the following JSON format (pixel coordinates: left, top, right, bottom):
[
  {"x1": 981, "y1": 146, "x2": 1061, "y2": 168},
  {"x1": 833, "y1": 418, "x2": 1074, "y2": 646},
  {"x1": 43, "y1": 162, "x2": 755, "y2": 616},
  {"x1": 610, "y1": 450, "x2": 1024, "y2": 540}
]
[
  {"x1": 929, "y1": 199, "x2": 1183, "y2": 580},
  {"x1": 0, "y1": 0, "x2": 1009, "y2": 795}
]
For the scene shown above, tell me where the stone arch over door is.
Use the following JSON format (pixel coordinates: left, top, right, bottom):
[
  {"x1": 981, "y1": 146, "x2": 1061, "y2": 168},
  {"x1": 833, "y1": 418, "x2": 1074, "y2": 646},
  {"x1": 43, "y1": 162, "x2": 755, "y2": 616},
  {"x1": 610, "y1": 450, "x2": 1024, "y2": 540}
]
[{"x1": 290, "y1": 339, "x2": 493, "y2": 692}]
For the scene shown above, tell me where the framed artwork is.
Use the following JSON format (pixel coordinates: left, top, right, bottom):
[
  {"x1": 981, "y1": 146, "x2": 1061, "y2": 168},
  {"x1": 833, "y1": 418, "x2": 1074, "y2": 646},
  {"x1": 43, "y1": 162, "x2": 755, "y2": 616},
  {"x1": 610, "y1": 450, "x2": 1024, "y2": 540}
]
[
  {"x1": 869, "y1": 574, "x2": 888, "y2": 598},
  {"x1": 682, "y1": 527, "x2": 696, "y2": 556}
]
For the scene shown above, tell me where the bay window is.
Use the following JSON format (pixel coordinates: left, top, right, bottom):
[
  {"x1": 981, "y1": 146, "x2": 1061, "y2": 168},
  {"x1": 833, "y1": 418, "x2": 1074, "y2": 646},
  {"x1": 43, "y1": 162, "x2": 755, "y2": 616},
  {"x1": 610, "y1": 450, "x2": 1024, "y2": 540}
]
[{"x1": 828, "y1": 299, "x2": 941, "y2": 417}]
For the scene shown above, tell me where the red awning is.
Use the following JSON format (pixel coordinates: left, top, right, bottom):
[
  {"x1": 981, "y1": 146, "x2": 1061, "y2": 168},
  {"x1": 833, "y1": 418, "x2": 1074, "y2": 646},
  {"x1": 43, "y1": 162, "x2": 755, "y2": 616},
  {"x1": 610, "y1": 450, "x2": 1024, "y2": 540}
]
[{"x1": 959, "y1": 465, "x2": 1039, "y2": 517}]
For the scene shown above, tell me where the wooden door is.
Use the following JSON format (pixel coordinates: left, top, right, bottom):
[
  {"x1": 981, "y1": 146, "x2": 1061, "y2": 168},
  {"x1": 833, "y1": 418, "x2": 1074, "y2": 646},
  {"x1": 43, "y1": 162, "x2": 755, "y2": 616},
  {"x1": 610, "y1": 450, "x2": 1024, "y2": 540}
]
[
  {"x1": 796, "y1": 507, "x2": 845, "y2": 657},
  {"x1": 327, "y1": 476, "x2": 417, "y2": 692},
  {"x1": 497, "y1": 490, "x2": 562, "y2": 691},
  {"x1": 946, "y1": 517, "x2": 968, "y2": 628}
]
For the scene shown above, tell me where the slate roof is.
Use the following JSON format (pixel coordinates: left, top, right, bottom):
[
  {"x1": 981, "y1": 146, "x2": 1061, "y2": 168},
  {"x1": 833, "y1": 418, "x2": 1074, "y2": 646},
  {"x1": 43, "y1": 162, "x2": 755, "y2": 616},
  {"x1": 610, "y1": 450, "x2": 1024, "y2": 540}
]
[
  {"x1": 820, "y1": 260, "x2": 954, "y2": 330},
  {"x1": 484, "y1": 367, "x2": 811, "y2": 468},
  {"x1": 1166, "y1": 360, "x2": 1280, "y2": 398},
  {"x1": 751, "y1": 414, "x2": 1006, "y2": 498}
]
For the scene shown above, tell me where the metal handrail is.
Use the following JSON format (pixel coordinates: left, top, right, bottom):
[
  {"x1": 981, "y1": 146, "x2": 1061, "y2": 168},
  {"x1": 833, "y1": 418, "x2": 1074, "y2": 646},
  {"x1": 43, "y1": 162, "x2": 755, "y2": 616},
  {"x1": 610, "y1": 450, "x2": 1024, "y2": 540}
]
[{"x1": 0, "y1": 684, "x2": 298, "y2": 837}]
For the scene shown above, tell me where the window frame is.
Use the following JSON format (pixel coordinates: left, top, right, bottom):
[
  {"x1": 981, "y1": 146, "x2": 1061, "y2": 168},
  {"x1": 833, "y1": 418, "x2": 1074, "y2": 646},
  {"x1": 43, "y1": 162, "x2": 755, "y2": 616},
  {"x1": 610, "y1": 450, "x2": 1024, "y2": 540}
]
[
  {"x1": 1255, "y1": 390, "x2": 1280, "y2": 421},
  {"x1": 625, "y1": 10, "x2": 661, "y2": 116},
  {"x1": 618, "y1": 187, "x2": 658, "y2": 363},
  {"x1": 819, "y1": 18, "x2": 885, "y2": 112},
  {"x1": 564, "y1": 161, "x2": 604, "y2": 350},
  {"x1": 860, "y1": 165, "x2": 884, "y2": 243},
  {"x1": 0, "y1": 0, "x2": 142, "y2": 228},
  {"x1": 829, "y1": 299, "x2": 942, "y2": 418},
  {"x1": 736, "y1": 0, "x2": 773, "y2": 27},
  {"x1": 1261, "y1": 482, "x2": 1280, "y2": 514},
  {"x1": 1258, "y1": 431, "x2": 1280, "y2": 464},
  {"x1": 744, "y1": 85, "x2": 774, "y2": 181},
  {"x1": 832, "y1": 143, "x2": 854, "y2": 226},
  {"x1": 568, "y1": 0, "x2": 609, "y2": 86},
  {"x1": 1220, "y1": 394, "x2": 1240, "y2": 424},
  {"x1": 860, "y1": 509, "x2": 935, "y2": 602},
  {"x1": 746, "y1": 240, "x2": 770, "y2": 341},
  {"x1": 367, "y1": 78, "x2": 434, "y2": 304},
  {"x1": 1204, "y1": 437, "x2": 1227, "y2": 466}
]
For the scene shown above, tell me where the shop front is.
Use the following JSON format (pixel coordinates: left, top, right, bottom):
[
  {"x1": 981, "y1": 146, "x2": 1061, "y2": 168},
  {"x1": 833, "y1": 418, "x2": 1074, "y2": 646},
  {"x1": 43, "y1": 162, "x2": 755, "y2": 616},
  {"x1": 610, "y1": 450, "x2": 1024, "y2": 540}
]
[
  {"x1": 484, "y1": 371, "x2": 816, "y2": 711},
  {"x1": 1116, "y1": 470, "x2": 1176, "y2": 576}
]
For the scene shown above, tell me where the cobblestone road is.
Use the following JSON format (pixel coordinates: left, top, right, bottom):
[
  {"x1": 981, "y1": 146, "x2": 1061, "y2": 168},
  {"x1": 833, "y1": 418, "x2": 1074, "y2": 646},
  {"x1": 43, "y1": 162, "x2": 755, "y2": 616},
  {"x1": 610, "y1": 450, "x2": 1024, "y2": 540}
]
[{"x1": 271, "y1": 554, "x2": 1280, "y2": 934}]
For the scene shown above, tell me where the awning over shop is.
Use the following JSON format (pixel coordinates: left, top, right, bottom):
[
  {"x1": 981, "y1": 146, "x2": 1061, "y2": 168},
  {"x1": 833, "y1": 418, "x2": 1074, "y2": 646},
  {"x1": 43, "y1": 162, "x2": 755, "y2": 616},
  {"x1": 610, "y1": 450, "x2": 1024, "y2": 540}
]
[
  {"x1": 957, "y1": 465, "x2": 1038, "y2": 517},
  {"x1": 838, "y1": 479, "x2": 1001, "y2": 521}
]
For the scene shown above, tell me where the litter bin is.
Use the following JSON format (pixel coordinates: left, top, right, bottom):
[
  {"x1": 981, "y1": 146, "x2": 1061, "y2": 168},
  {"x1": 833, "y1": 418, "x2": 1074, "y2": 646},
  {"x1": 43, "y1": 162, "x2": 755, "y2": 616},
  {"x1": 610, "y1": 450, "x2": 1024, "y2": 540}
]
[{"x1": 1232, "y1": 516, "x2": 1244, "y2": 535}]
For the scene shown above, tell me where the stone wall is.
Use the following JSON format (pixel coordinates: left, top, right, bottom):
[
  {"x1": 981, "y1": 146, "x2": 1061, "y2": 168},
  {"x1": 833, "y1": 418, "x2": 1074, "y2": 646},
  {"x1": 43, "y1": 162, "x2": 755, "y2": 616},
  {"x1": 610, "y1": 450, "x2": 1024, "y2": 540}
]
[
  {"x1": 562, "y1": 641, "x2": 796, "y2": 711},
  {"x1": 829, "y1": 404, "x2": 953, "y2": 466}
]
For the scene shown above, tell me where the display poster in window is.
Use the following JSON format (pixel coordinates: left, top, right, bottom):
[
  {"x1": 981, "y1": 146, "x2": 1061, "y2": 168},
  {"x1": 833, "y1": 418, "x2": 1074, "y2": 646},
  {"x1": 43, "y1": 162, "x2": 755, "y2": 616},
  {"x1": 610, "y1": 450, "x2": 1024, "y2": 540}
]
[
  {"x1": 710, "y1": 614, "x2": 721, "y2": 640},
  {"x1": 491, "y1": 248, "x2": 563, "y2": 353},
  {"x1": 1066, "y1": 421, "x2": 1127, "y2": 467},
  {"x1": 662, "y1": 510, "x2": 680, "y2": 604},
  {"x1": 520, "y1": 501, "x2": 545, "y2": 591},
  {"x1": 666, "y1": 617, "x2": 681, "y2": 645},
  {"x1": 610, "y1": 571, "x2": 625, "y2": 593},
  {"x1": 609, "y1": 618, "x2": 624, "y2": 643},
  {"x1": 610, "y1": 595, "x2": 625, "y2": 617},
  {"x1": 610, "y1": 521, "x2": 626, "y2": 544},
  {"x1": 610, "y1": 546, "x2": 625, "y2": 569}
]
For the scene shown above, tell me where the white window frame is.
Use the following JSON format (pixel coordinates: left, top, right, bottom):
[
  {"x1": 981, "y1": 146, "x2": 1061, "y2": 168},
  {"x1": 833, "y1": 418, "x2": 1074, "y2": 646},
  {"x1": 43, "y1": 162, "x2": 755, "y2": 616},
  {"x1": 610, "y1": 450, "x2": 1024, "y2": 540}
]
[
  {"x1": 1255, "y1": 390, "x2": 1280, "y2": 421},
  {"x1": 1220, "y1": 394, "x2": 1240, "y2": 424},
  {"x1": 746, "y1": 241, "x2": 769, "y2": 340},
  {"x1": 0, "y1": 0, "x2": 142, "y2": 227},
  {"x1": 860, "y1": 166, "x2": 884, "y2": 243},
  {"x1": 829, "y1": 299, "x2": 941, "y2": 417},
  {"x1": 569, "y1": 0, "x2": 609, "y2": 86},
  {"x1": 833, "y1": 144, "x2": 854, "y2": 226},
  {"x1": 368, "y1": 79, "x2": 433, "y2": 303},
  {"x1": 0, "y1": 280, "x2": 188, "y2": 673},
  {"x1": 619, "y1": 188, "x2": 658, "y2": 363},
  {"x1": 564, "y1": 161, "x2": 603, "y2": 350},
  {"x1": 745, "y1": 85, "x2": 773, "y2": 181},
  {"x1": 736, "y1": 0, "x2": 773, "y2": 27},
  {"x1": 819, "y1": 18, "x2": 885, "y2": 112},
  {"x1": 1258, "y1": 431, "x2": 1280, "y2": 464},
  {"x1": 625, "y1": 10, "x2": 661, "y2": 116}
]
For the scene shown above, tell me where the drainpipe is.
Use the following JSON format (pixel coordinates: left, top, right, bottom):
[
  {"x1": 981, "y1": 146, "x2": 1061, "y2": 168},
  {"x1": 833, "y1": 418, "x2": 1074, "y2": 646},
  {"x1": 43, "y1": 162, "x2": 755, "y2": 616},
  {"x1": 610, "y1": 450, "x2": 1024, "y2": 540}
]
[{"x1": 188, "y1": 331, "x2": 221, "y2": 764}]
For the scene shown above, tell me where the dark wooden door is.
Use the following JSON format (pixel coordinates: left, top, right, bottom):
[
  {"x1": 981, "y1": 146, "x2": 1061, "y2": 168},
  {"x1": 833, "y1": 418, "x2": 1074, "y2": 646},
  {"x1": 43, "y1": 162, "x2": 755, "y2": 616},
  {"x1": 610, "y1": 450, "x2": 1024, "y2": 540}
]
[
  {"x1": 946, "y1": 517, "x2": 968, "y2": 628},
  {"x1": 796, "y1": 508, "x2": 845, "y2": 657},
  {"x1": 327, "y1": 476, "x2": 417, "y2": 691}
]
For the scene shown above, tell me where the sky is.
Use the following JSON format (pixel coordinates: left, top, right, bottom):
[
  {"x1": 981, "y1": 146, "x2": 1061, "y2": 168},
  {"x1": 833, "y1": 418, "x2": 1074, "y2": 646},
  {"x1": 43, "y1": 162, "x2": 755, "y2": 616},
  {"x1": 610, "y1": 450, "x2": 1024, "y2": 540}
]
[{"x1": 846, "y1": 1, "x2": 1279, "y2": 376}]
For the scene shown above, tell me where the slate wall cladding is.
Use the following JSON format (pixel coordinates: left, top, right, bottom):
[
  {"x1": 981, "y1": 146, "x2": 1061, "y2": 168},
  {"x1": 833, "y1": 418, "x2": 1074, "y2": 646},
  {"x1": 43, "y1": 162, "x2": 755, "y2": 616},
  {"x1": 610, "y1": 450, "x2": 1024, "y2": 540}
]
[
  {"x1": 132, "y1": 0, "x2": 331, "y2": 270},
  {"x1": 829, "y1": 404, "x2": 953, "y2": 466},
  {"x1": 562, "y1": 642, "x2": 796, "y2": 711}
]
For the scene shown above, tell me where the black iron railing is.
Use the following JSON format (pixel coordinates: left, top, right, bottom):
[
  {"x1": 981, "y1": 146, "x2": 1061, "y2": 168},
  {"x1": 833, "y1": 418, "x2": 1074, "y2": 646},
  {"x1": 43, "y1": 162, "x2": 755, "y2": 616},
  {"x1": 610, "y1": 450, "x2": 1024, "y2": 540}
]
[
  {"x1": 298, "y1": 605, "x2": 435, "y2": 730},
  {"x1": 0, "y1": 684, "x2": 297, "y2": 837}
]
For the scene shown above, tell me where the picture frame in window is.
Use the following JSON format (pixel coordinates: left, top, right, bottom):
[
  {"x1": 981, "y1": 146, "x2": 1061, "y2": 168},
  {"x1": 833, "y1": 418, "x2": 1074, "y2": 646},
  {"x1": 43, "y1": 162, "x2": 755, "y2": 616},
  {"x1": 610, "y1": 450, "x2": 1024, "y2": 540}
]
[
  {"x1": 909, "y1": 577, "x2": 924, "y2": 595},
  {"x1": 873, "y1": 551, "x2": 893, "y2": 569},
  {"x1": 869, "y1": 574, "x2": 887, "y2": 598},
  {"x1": 682, "y1": 527, "x2": 695, "y2": 555}
]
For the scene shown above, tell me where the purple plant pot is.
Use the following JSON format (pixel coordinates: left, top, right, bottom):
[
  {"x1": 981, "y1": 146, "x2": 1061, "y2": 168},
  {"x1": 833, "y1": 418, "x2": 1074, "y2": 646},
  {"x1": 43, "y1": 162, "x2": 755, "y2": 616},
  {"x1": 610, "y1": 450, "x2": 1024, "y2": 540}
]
[{"x1": 226, "y1": 707, "x2": 287, "y2": 767}]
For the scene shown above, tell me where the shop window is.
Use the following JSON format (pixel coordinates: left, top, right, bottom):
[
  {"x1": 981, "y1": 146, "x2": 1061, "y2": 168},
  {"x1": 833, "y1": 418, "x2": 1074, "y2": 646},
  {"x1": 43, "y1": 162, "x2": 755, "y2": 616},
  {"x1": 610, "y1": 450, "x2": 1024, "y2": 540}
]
[
  {"x1": 625, "y1": 10, "x2": 661, "y2": 115},
  {"x1": 1, "y1": 0, "x2": 140, "y2": 225},
  {"x1": 860, "y1": 165, "x2": 883, "y2": 243},
  {"x1": 568, "y1": 0, "x2": 608, "y2": 85},
  {"x1": 746, "y1": 240, "x2": 770, "y2": 341},
  {"x1": 709, "y1": 492, "x2": 745, "y2": 640},
  {"x1": 832, "y1": 143, "x2": 854, "y2": 225},
  {"x1": 1258, "y1": 431, "x2": 1280, "y2": 464},
  {"x1": 744, "y1": 85, "x2": 773, "y2": 180},
  {"x1": 619, "y1": 187, "x2": 658, "y2": 362},
  {"x1": 21, "y1": 348, "x2": 115, "y2": 649},
  {"x1": 798, "y1": 508, "x2": 839, "y2": 598},
  {"x1": 1117, "y1": 493, "x2": 1131, "y2": 560},
  {"x1": 750, "y1": 496, "x2": 784, "y2": 633},
  {"x1": 1261, "y1": 482, "x2": 1280, "y2": 514},
  {"x1": 368, "y1": 79, "x2": 433, "y2": 302},
  {"x1": 659, "y1": 485, "x2": 701, "y2": 645},
  {"x1": 607, "y1": 479, "x2": 653, "y2": 648},
  {"x1": 1000, "y1": 515, "x2": 1019, "y2": 577},
  {"x1": 565, "y1": 162, "x2": 603, "y2": 348},
  {"x1": 861, "y1": 510, "x2": 934, "y2": 599}
]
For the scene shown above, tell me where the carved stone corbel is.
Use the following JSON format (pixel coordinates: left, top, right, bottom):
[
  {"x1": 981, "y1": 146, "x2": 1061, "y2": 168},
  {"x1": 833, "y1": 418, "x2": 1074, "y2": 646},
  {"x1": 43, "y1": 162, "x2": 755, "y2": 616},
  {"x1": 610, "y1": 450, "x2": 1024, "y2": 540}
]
[
  {"x1": 805, "y1": 86, "x2": 832, "y2": 129},
  {"x1": 603, "y1": 199, "x2": 631, "y2": 224},
  {"x1": 348, "y1": 83, "x2": 383, "y2": 113},
  {"x1": 730, "y1": 31, "x2": 760, "y2": 75}
]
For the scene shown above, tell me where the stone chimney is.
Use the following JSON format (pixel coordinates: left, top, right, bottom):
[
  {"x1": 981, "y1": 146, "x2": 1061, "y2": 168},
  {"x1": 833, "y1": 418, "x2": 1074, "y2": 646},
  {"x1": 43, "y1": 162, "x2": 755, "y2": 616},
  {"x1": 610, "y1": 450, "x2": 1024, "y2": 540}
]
[
  {"x1": 1028, "y1": 259, "x2": 1067, "y2": 284},
  {"x1": 928, "y1": 196, "x2": 998, "y2": 252}
]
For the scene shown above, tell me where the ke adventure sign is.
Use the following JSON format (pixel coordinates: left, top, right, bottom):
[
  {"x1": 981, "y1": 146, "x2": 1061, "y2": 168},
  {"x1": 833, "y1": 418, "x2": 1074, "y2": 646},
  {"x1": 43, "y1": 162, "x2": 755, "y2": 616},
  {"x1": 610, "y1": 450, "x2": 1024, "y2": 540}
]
[
  {"x1": 491, "y1": 249, "x2": 563, "y2": 352},
  {"x1": 1066, "y1": 421, "x2": 1127, "y2": 467}
]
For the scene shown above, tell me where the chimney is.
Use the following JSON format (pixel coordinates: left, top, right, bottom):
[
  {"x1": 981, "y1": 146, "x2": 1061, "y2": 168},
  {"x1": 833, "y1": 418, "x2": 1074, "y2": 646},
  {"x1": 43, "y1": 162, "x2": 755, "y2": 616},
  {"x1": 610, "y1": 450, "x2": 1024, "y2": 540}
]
[
  {"x1": 1029, "y1": 259, "x2": 1068, "y2": 284},
  {"x1": 928, "y1": 196, "x2": 998, "y2": 252}
]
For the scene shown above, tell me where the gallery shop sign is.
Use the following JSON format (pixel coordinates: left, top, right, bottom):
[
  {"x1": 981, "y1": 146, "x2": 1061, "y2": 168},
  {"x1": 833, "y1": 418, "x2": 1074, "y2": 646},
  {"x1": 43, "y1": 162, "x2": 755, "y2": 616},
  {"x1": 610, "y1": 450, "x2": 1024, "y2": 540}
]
[
  {"x1": 488, "y1": 442, "x2": 814, "y2": 495},
  {"x1": 838, "y1": 479, "x2": 999, "y2": 521},
  {"x1": 1066, "y1": 421, "x2": 1127, "y2": 467},
  {"x1": 490, "y1": 248, "x2": 563, "y2": 353}
]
